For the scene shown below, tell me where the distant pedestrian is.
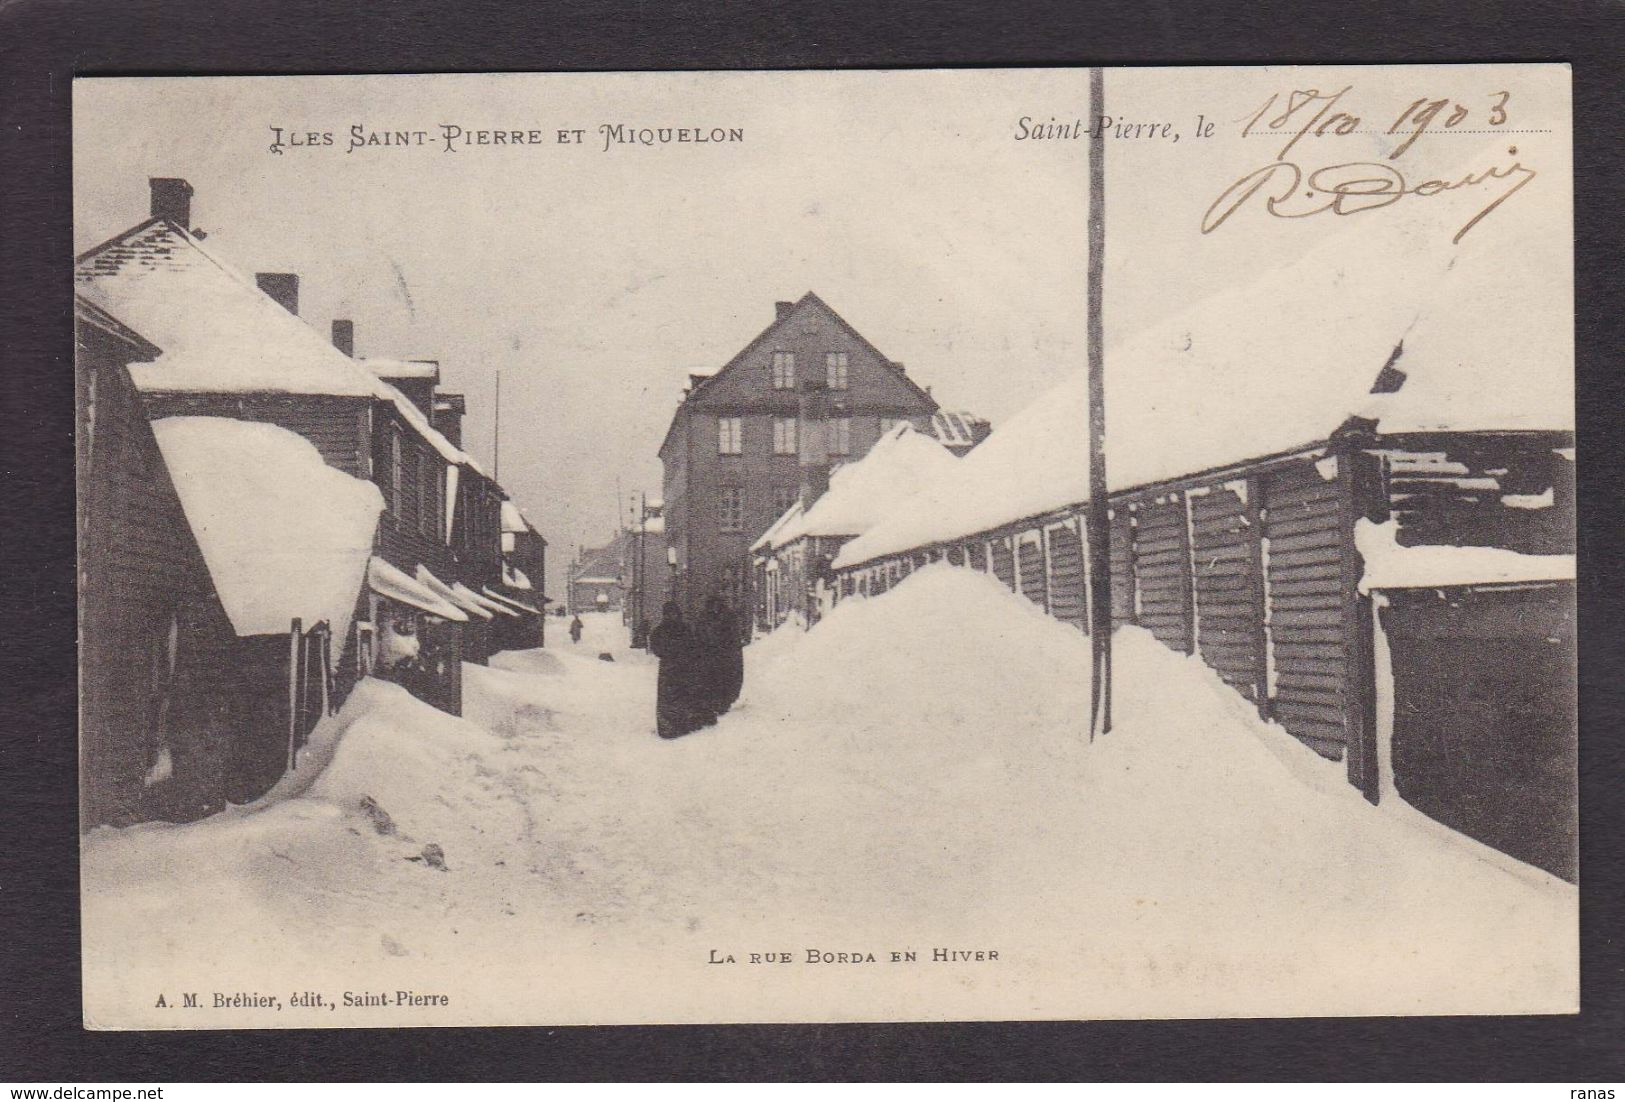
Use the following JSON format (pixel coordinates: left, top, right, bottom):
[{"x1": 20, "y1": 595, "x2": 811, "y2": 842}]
[
  {"x1": 649, "y1": 601, "x2": 709, "y2": 738},
  {"x1": 698, "y1": 594, "x2": 745, "y2": 718},
  {"x1": 569, "y1": 615, "x2": 583, "y2": 644}
]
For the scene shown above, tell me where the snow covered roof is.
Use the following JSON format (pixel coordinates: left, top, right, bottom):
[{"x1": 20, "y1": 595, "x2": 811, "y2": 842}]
[
  {"x1": 501, "y1": 501, "x2": 530, "y2": 533},
  {"x1": 151, "y1": 417, "x2": 382, "y2": 639},
  {"x1": 75, "y1": 219, "x2": 487, "y2": 478},
  {"x1": 1355, "y1": 519, "x2": 1575, "y2": 593},
  {"x1": 637, "y1": 515, "x2": 666, "y2": 536},
  {"x1": 77, "y1": 221, "x2": 382, "y2": 399},
  {"x1": 763, "y1": 424, "x2": 959, "y2": 553},
  {"x1": 360, "y1": 357, "x2": 439, "y2": 381},
  {"x1": 837, "y1": 201, "x2": 1571, "y2": 571},
  {"x1": 503, "y1": 563, "x2": 533, "y2": 590},
  {"x1": 369, "y1": 559, "x2": 467, "y2": 621},
  {"x1": 573, "y1": 575, "x2": 620, "y2": 586},
  {"x1": 751, "y1": 499, "x2": 803, "y2": 554}
]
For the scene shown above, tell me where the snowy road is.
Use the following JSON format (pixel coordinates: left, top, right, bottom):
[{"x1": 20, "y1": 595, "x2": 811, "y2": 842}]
[{"x1": 83, "y1": 569, "x2": 1576, "y2": 1027}]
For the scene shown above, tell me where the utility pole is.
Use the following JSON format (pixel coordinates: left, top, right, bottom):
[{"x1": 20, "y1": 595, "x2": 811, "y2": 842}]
[
  {"x1": 492, "y1": 369, "x2": 501, "y2": 481},
  {"x1": 1086, "y1": 65, "x2": 1113, "y2": 740}
]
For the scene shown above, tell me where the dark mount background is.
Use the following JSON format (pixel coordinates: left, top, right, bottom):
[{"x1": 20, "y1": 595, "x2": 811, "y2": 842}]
[{"x1": 2, "y1": 0, "x2": 1621, "y2": 1083}]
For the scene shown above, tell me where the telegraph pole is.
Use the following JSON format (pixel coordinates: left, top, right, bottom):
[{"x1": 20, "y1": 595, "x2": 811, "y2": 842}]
[
  {"x1": 1087, "y1": 66, "x2": 1113, "y2": 739},
  {"x1": 492, "y1": 369, "x2": 501, "y2": 481}
]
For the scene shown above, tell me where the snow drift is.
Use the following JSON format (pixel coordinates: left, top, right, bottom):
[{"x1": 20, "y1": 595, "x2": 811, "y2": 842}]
[{"x1": 83, "y1": 576, "x2": 1574, "y2": 1028}]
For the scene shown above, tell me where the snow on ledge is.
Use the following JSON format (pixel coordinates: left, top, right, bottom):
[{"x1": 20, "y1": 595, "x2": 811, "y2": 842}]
[{"x1": 1356, "y1": 518, "x2": 1574, "y2": 594}]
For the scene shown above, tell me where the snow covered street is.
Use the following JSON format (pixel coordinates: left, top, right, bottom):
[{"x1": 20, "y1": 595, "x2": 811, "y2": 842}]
[{"x1": 83, "y1": 568, "x2": 1576, "y2": 1027}]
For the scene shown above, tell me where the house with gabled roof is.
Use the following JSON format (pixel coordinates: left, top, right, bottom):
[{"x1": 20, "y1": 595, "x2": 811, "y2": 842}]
[
  {"x1": 658, "y1": 292, "x2": 973, "y2": 616},
  {"x1": 76, "y1": 297, "x2": 384, "y2": 826},
  {"x1": 74, "y1": 177, "x2": 530, "y2": 715}
]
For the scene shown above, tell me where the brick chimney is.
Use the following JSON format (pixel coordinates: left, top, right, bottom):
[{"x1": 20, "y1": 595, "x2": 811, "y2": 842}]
[
  {"x1": 775, "y1": 300, "x2": 795, "y2": 321},
  {"x1": 331, "y1": 319, "x2": 355, "y2": 357},
  {"x1": 797, "y1": 375, "x2": 831, "y2": 508},
  {"x1": 149, "y1": 177, "x2": 193, "y2": 229},
  {"x1": 255, "y1": 273, "x2": 299, "y2": 316}
]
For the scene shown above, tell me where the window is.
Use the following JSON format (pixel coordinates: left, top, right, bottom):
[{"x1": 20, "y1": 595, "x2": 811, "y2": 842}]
[
  {"x1": 719, "y1": 487, "x2": 744, "y2": 531},
  {"x1": 831, "y1": 417, "x2": 852, "y2": 456},
  {"x1": 772, "y1": 415, "x2": 798, "y2": 455},
  {"x1": 826, "y1": 351, "x2": 849, "y2": 390},
  {"x1": 772, "y1": 351, "x2": 796, "y2": 390},
  {"x1": 418, "y1": 450, "x2": 435, "y2": 538},
  {"x1": 390, "y1": 430, "x2": 404, "y2": 527},
  {"x1": 773, "y1": 484, "x2": 799, "y2": 517},
  {"x1": 718, "y1": 416, "x2": 743, "y2": 455}
]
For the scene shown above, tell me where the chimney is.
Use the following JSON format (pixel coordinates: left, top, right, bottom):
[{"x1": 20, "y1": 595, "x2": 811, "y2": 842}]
[
  {"x1": 331, "y1": 319, "x2": 355, "y2": 357},
  {"x1": 797, "y1": 376, "x2": 831, "y2": 509},
  {"x1": 255, "y1": 273, "x2": 300, "y2": 316},
  {"x1": 432, "y1": 393, "x2": 466, "y2": 448},
  {"x1": 775, "y1": 300, "x2": 795, "y2": 321},
  {"x1": 149, "y1": 177, "x2": 193, "y2": 229}
]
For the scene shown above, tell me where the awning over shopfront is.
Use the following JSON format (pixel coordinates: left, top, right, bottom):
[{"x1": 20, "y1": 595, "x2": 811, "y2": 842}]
[
  {"x1": 415, "y1": 566, "x2": 493, "y2": 620},
  {"x1": 482, "y1": 587, "x2": 541, "y2": 615},
  {"x1": 368, "y1": 558, "x2": 467, "y2": 621},
  {"x1": 456, "y1": 582, "x2": 520, "y2": 617}
]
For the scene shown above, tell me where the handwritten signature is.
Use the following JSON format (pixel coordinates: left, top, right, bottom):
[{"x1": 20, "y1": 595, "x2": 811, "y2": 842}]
[{"x1": 1201, "y1": 153, "x2": 1537, "y2": 244}]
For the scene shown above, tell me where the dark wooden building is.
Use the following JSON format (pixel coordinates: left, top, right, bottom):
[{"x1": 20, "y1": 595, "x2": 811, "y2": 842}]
[
  {"x1": 75, "y1": 178, "x2": 535, "y2": 713},
  {"x1": 77, "y1": 298, "x2": 384, "y2": 826},
  {"x1": 829, "y1": 350, "x2": 1575, "y2": 878}
]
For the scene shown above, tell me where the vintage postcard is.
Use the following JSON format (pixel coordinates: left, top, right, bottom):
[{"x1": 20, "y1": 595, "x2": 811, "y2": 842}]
[{"x1": 74, "y1": 65, "x2": 1575, "y2": 1029}]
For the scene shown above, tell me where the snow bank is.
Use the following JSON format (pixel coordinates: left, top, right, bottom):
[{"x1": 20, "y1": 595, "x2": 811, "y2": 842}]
[
  {"x1": 83, "y1": 570, "x2": 1574, "y2": 1027},
  {"x1": 151, "y1": 417, "x2": 382, "y2": 639},
  {"x1": 1356, "y1": 518, "x2": 1575, "y2": 592}
]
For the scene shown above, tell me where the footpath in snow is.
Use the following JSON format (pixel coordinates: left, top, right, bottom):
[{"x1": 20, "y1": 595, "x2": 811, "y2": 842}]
[{"x1": 83, "y1": 569, "x2": 1576, "y2": 1027}]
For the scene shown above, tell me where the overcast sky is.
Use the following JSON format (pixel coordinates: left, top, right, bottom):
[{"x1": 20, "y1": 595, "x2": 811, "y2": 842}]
[{"x1": 75, "y1": 66, "x2": 1570, "y2": 593}]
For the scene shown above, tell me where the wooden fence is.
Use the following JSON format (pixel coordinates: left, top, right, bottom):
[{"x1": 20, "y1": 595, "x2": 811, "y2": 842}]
[{"x1": 833, "y1": 441, "x2": 1379, "y2": 794}]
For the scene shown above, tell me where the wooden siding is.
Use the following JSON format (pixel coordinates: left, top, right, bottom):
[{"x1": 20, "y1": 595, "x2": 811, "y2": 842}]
[
  {"x1": 1378, "y1": 434, "x2": 1573, "y2": 555},
  {"x1": 1017, "y1": 533, "x2": 1047, "y2": 608},
  {"x1": 1131, "y1": 496, "x2": 1194, "y2": 654},
  {"x1": 1189, "y1": 484, "x2": 1264, "y2": 703},
  {"x1": 1261, "y1": 461, "x2": 1349, "y2": 759},
  {"x1": 142, "y1": 392, "x2": 369, "y2": 477},
  {"x1": 1047, "y1": 523, "x2": 1088, "y2": 632}
]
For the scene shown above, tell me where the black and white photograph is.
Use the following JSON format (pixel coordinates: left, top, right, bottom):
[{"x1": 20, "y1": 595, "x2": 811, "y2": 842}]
[{"x1": 71, "y1": 64, "x2": 1576, "y2": 1029}]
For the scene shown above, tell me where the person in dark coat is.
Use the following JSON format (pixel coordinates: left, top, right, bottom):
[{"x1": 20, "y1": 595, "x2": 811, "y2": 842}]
[
  {"x1": 568, "y1": 615, "x2": 583, "y2": 644},
  {"x1": 698, "y1": 594, "x2": 745, "y2": 718},
  {"x1": 649, "y1": 601, "x2": 710, "y2": 738}
]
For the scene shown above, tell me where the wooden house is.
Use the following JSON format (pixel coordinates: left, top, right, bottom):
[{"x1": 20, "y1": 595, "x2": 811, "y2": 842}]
[
  {"x1": 75, "y1": 178, "x2": 519, "y2": 713},
  {"x1": 77, "y1": 298, "x2": 384, "y2": 826}
]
